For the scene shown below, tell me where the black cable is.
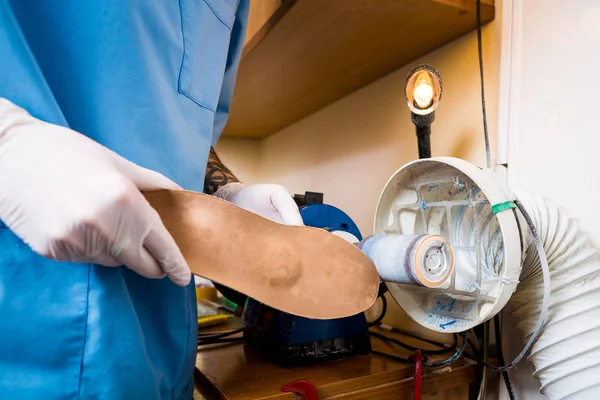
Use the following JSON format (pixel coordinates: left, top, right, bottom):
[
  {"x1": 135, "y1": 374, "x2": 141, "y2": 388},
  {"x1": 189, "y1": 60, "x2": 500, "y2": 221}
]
[
  {"x1": 197, "y1": 327, "x2": 244, "y2": 341},
  {"x1": 368, "y1": 330, "x2": 457, "y2": 356},
  {"x1": 468, "y1": 338, "x2": 480, "y2": 359},
  {"x1": 197, "y1": 337, "x2": 244, "y2": 346},
  {"x1": 474, "y1": 322, "x2": 489, "y2": 400},
  {"x1": 197, "y1": 326, "x2": 245, "y2": 347},
  {"x1": 464, "y1": 200, "x2": 548, "y2": 373},
  {"x1": 492, "y1": 199, "x2": 548, "y2": 373},
  {"x1": 475, "y1": 2, "x2": 517, "y2": 393},
  {"x1": 424, "y1": 332, "x2": 468, "y2": 368},
  {"x1": 495, "y1": 314, "x2": 516, "y2": 400},
  {"x1": 463, "y1": 348, "x2": 525, "y2": 372},
  {"x1": 476, "y1": 0, "x2": 491, "y2": 169},
  {"x1": 425, "y1": 332, "x2": 458, "y2": 355},
  {"x1": 368, "y1": 294, "x2": 387, "y2": 327},
  {"x1": 370, "y1": 332, "x2": 468, "y2": 368},
  {"x1": 371, "y1": 350, "x2": 412, "y2": 365},
  {"x1": 371, "y1": 332, "x2": 483, "y2": 370},
  {"x1": 427, "y1": 332, "x2": 458, "y2": 355},
  {"x1": 473, "y1": 0, "x2": 548, "y2": 378},
  {"x1": 384, "y1": 326, "x2": 456, "y2": 350}
]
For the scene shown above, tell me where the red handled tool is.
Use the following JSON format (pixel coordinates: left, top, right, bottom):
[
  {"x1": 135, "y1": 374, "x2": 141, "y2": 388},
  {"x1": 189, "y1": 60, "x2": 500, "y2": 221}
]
[
  {"x1": 414, "y1": 350, "x2": 423, "y2": 400},
  {"x1": 281, "y1": 379, "x2": 319, "y2": 400}
]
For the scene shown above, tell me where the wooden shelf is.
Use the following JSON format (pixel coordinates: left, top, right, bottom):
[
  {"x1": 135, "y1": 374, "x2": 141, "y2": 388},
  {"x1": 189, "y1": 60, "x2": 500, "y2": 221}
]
[{"x1": 222, "y1": 0, "x2": 495, "y2": 139}]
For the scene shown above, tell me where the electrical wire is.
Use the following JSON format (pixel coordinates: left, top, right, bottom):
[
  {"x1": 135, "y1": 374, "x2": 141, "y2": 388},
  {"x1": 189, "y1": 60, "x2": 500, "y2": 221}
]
[
  {"x1": 500, "y1": 201, "x2": 550, "y2": 369},
  {"x1": 368, "y1": 330, "x2": 457, "y2": 356},
  {"x1": 475, "y1": 0, "x2": 550, "y2": 384},
  {"x1": 370, "y1": 350, "x2": 413, "y2": 365},
  {"x1": 474, "y1": 0, "x2": 517, "y2": 393},
  {"x1": 368, "y1": 294, "x2": 387, "y2": 327},
  {"x1": 468, "y1": 329, "x2": 481, "y2": 356},
  {"x1": 464, "y1": 203, "x2": 550, "y2": 374},
  {"x1": 367, "y1": 283, "x2": 467, "y2": 366},
  {"x1": 367, "y1": 290, "x2": 462, "y2": 359},
  {"x1": 368, "y1": 286, "x2": 461, "y2": 356},
  {"x1": 476, "y1": 321, "x2": 489, "y2": 400},
  {"x1": 476, "y1": 0, "x2": 491, "y2": 169},
  {"x1": 198, "y1": 337, "x2": 244, "y2": 347},
  {"x1": 385, "y1": 325, "x2": 458, "y2": 350},
  {"x1": 467, "y1": 337, "x2": 480, "y2": 359},
  {"x1": 368, "y1": 287, "x2": 458, "y2": 353},
  {"x1": 392, "y1": 326, "x2": 456, "y2": 350},
  {"x1": 371, "y1": 332, "x2": 469, "y2": 368},
  {"x1": 197, "y1": 327, "x2": 244, "y2": 347},
  {"x1": 495, "y1": 314, "x2": 516, "y2": 400},
  {"x1": 424, "y1": 332, "x2": 469, "y2": 368},
  {"x1": 198, "y1": 327, "x2": 243, "y2": 341}
]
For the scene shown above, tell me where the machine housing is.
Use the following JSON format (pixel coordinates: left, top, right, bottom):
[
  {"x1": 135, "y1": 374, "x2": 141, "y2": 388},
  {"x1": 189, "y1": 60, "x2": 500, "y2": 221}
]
[{"x1": 243, "y1": 192, "x2": 371, "y2": 367}]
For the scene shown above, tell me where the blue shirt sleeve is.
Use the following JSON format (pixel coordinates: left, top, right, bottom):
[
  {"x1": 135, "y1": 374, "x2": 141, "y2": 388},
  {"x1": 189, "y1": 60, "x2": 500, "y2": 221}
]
[
  {"x1": 211, "y1": 0, "x2": 250, "y2": 146},
  {"x1": 0, "y1": 0, "x2": 66, "y2": 126}
]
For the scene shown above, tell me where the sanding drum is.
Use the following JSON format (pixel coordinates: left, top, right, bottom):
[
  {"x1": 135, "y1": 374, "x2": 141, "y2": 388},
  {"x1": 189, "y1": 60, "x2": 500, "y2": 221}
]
[{"x1": 359, "y1": 234, "x2": 454, "y2": 287}]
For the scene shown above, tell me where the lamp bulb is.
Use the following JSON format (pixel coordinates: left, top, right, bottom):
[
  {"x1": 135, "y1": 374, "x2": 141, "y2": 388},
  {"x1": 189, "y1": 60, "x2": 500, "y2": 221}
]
[
  {"x1": 404, "y1": 64, "x2": 442, "y2": 115},
  {"x1": 413, "y1": 83, "x2": 434, "y2": 109}
]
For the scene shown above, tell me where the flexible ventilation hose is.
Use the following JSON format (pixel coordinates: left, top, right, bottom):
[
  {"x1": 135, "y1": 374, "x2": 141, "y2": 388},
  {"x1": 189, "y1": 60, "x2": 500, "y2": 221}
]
[{"x1": 510, "y1": 189, "x2": 600, "y2": 399}]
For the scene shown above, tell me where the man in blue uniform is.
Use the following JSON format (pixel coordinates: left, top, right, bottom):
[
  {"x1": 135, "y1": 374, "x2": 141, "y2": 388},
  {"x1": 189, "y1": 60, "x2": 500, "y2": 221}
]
[{"x1": 0, "y1": 1, "x2": 302, "y2": 399}]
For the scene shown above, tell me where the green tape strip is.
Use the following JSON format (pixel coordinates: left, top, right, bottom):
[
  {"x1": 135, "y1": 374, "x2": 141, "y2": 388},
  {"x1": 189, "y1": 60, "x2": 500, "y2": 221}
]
[{"x1": 492, "y1": 200, "x2": 516, "y2": 214}]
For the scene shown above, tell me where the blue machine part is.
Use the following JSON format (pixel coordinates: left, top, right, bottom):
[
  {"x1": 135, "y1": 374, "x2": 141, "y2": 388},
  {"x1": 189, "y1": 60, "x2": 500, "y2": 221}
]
[
  {"x1": 243, "y1": 202, "x2": 371, "y2": 367},
  {"x1": 299, "y1": 204, "x2": 362, "y2": 241}
]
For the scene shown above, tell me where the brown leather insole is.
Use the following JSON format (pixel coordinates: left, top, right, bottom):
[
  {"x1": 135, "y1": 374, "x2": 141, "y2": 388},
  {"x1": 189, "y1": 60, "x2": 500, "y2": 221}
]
[{"x1": 144, "y1": 190, "x2": 379, "y2": 320}]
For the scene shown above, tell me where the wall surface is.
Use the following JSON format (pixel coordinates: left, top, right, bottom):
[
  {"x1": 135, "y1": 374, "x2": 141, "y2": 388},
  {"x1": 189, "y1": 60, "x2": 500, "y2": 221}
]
[
  {"x1": 215, "y1": 138, "x2": 261, "y2": 184},
  {"x1": 502, "y1": 0, "x2": 600, "y2": 236},
  {"x1": 219, "y1": 1, "x2": 600, "y2": 397},
  {"x1": 217, "y1": 1, "x2": 504, "y2": 347},
  {"x1": 498, "y1": 0, "x2": 600, "y2": 398},
  {"x1": 219, "y1": 11, "x2": 503, "y2": 236}
]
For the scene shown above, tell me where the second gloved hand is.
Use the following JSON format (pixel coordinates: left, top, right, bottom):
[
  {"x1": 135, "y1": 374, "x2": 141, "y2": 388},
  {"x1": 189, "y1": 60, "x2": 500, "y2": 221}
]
[
  {"x1": 214, "y1": 183, "x2": 303, "y2": 225},
  {"x1": 0, "y1": 99, "x2": 191, "y2": 286}
]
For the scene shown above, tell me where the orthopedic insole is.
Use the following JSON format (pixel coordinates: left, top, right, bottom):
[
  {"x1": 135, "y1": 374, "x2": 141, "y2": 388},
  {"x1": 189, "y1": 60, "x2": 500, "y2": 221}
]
[{"x1": 144, "y1": 190, "x2": 379, "y2": 320}]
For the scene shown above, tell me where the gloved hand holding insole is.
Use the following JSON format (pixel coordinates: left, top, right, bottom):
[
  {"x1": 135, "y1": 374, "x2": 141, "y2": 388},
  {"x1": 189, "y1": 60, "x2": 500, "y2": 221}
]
[
  {"x1": 0, "y1": 99, "x2": 191, "y2": 286},
  {"x1": 144, "y1": 190, "x2": 380, "y2": 319}
]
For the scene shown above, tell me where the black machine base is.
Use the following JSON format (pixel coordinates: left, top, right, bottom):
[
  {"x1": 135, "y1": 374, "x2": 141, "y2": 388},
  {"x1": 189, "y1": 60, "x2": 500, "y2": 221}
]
[
  {"x1": 244, "y1": 330, "x2": 371, "y2": 368},
  {"x1": 244, "y1": 299, "x2": 371, "y2": 368}
]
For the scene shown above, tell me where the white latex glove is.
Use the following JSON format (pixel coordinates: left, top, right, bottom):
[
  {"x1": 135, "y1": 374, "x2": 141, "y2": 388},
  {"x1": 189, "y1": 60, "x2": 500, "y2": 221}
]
[
  {"x1": 0, "y1": 99, "x2": 191, "y2": 286},
  {"x1": 214, "y1": 183, "x2": 303, "y2": 225}
]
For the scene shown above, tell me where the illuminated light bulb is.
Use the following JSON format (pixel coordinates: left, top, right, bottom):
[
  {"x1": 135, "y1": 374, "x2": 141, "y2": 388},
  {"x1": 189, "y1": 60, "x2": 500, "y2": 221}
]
[
  {"x1": 412, "y1": 71, "x2": 435, "y2": 110},
  {"x1": 413, "y1": 82, "x2": 434, "y2": 109},
  {"x1": 405, "y1": 65, "x2": 441, "y2": 115}
]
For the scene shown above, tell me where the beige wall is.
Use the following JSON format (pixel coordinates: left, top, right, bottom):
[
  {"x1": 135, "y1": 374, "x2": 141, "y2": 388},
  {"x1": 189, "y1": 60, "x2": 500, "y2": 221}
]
[
  {"x1": 218, "y1": 13, "x2": 502, "y2": 236},
  {"x1": 214, "y1": 138, "x2": 261, "y2": 184},
  {"x1": 217, "y1": 6, "x2": 503, "y2": 345},
  {"x1": 498, "y1": 0, "x2": 600, "y2": 398},
  {"x1": 221, "y1": 2, "x2": 600, "y2": 396},
  {"x1": 258, "y1": 26, "x2": 500, "y2": 237}
]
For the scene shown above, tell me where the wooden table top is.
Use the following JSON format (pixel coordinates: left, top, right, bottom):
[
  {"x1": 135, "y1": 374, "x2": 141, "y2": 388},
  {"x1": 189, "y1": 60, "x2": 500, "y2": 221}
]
[{"x1": 193, "y1": 320, "x2": 478, "y2": 400}]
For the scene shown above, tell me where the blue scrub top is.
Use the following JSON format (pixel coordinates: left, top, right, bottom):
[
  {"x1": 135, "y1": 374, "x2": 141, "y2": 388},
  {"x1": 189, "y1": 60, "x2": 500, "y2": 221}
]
[{"x1": 0, "y1": 1, "x2": 249, "y2": 399}]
